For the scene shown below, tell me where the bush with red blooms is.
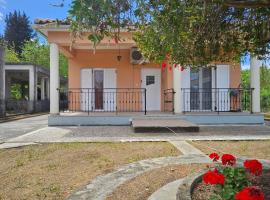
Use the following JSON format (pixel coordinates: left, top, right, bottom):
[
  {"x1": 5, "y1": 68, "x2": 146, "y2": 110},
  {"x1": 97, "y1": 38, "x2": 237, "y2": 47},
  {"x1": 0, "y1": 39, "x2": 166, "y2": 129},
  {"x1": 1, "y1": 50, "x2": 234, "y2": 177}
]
[
  {"x1": 221, "y1": 153, "x2": 236, "y2": 166},
  {"x1": 201, "y1": 152, "x2": 265, "y2": 200},
  {"x1": 244, "y1": 160, "x2": 263, "y2": 176},
  {"x1": 203, "y1": 169, "x2": 225, "y2": 185},
  {"x1": 209, "y1": 152, "x2": 220, "y2": 161},
  {"x1": 235, "y1": 186, "x2": 264, "y2": 200}
]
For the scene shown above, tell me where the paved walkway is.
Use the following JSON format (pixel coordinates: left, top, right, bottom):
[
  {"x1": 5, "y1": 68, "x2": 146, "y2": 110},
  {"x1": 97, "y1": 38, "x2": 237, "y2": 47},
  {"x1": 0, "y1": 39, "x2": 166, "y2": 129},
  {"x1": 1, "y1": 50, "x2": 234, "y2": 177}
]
[
  {"x1": 0, "y1": 115, "x2": 48, "y2": 143},
  {"x1": 0, "y1": 114, "x2": 269, "y2": 149},
  {"x1": 1, "y1": 123, "x2": 270, "y2": 149}
]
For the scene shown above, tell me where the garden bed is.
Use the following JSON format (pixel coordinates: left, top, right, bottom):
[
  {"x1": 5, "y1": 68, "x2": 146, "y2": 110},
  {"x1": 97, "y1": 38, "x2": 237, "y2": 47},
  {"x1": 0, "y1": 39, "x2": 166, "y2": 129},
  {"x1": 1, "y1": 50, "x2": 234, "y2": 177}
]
[
  {"x1": 178, "y1": 153, "x2": 268, "y2": 200},
  {"x1": 191, "y1": 169, "x2": 270, "y2": 200}
]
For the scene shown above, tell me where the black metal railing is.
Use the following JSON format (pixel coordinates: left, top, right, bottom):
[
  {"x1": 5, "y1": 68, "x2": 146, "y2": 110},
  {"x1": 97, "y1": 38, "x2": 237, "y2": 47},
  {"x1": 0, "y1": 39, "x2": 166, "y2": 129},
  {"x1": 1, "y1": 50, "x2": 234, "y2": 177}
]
[
  {"x1": 181, "y1": 88, "x2": 254, "y2": 113},
  {"x1": 163, "y1": 89, "x2": 175, "y2": 113},
  {"x1": 59, "y1": 88, "x2": 147, "y2": 115}
]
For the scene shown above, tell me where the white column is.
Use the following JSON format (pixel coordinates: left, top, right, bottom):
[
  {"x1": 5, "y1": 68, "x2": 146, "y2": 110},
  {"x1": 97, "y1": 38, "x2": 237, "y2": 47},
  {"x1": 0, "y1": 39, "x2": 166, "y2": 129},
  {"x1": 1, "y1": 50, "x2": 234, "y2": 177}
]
[
  {"x1": 250, "y1": 56, "x2": 261, "y2": 113},
  {"x1": 173, "y1": 66, "x2": 183, "y2": 113},
  {"x1": 41, "y1": 78, "x2": 45, "y2": 100},
  {"x1": 46, "y1": 78, "x2": 50, "y2": 100},
  {"x1": 28, "y1": 67, "x2": 35, "y2": 112},
  {"x1": 29, "y1": 68, "x2": 35, "y2": 101},
  {"x1": 50, "y1": 43, "x2": 60, "y2": 115}
]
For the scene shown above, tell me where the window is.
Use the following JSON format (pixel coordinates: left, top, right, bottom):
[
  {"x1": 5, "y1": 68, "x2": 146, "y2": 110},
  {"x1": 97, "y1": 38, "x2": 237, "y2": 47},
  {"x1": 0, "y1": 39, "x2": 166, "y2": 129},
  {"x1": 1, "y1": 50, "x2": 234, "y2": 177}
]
[{"x1": 146, "y1": 76, "x2": 155, "y2": 86}]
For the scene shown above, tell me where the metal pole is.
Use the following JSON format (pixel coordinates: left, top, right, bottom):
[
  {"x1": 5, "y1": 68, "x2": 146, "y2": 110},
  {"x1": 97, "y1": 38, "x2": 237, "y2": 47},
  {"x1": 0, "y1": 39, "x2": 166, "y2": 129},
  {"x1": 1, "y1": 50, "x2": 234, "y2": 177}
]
[
  {"x1": 250, "y1": 88, "x2": 253, "y2": 114},
  {"x1": 144, "y1": 88, "x2": 147, "y2": 115}
]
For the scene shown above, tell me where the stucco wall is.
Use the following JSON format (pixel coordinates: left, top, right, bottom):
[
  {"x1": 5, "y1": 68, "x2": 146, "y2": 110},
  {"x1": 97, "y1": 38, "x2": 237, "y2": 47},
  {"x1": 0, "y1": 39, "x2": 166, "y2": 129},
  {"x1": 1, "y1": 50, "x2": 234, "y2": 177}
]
[{"x1": 68, "y1": 49, "x2": 170, "y2": 111}]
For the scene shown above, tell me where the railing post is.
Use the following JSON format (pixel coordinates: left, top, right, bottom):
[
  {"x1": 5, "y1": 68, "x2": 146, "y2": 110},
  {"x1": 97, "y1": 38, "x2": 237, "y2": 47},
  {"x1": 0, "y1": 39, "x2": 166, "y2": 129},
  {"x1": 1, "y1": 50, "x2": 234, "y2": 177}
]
[
  {"x1": 172, "y1": 89, "x2": 175, "y2": 114},
  {"x1": 87, "y1": 89, "x2": 90, "y2": 116},
  {"x1": 182, "y1": 88, "x2": 186, "y2": 114},
  {"x1": 144, "y1": 88, "x2": 147, "y2": 115},
  {"x1": 250, "y1": 88, "x2": 253, "y2": 114}
]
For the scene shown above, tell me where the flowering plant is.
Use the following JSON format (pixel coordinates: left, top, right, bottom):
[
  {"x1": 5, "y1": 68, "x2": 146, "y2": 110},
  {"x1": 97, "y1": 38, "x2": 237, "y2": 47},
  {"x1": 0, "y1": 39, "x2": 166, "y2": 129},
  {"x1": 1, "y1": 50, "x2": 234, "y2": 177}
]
[{"x1": 202, "y1": 152, "x2": 264, "y2": 200}]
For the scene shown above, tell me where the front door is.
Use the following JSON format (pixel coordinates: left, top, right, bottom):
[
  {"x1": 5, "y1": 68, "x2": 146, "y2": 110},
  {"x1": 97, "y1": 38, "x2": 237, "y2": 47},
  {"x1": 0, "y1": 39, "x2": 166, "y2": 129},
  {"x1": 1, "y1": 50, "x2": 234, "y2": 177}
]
[
  {"x1": 141, "y1": 68, "x2": 161, "y2": 111},
  {"x1": 190, "y1": 68, "x2": 212, "y2": 111},
  {"x1": 94, "y1": 70, "x2": 104, "y2": 110}
]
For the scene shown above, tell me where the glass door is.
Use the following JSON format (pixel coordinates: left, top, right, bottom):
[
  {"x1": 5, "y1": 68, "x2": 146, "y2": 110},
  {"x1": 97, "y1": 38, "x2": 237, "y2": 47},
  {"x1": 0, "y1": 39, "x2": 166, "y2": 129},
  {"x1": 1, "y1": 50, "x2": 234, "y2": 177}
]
[
  {"x1": 94, "y1": 70, "x2": 104, "y2": 110},
  {"x1": 190, "y1": 68, "x2": 212, "y2": 111}
]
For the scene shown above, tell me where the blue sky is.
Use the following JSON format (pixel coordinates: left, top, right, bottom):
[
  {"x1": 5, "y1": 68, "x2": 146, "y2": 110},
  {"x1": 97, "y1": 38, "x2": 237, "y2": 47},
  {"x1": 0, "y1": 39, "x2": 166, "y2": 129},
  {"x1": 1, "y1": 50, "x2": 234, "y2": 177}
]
[
  {"x1": 0, "y1": 0, "x2": 268, "y2": 69},
  {"x1": 0, "y1": 0, "x2": 71, "y2": 35}
]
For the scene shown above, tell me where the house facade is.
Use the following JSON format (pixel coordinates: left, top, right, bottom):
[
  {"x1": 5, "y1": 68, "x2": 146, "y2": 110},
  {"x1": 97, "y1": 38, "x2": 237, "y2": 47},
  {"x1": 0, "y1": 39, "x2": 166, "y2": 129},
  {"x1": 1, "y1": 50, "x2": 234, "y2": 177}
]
[{"x1": 34, "y1": 21, "x2": 263, "y2": 125}]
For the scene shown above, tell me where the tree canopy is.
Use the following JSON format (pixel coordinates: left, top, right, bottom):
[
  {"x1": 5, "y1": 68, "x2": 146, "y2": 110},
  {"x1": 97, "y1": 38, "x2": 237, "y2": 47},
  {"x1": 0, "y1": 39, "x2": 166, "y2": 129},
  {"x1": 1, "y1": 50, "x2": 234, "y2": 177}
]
[
  {"x1": 68, "y1": 0, "x2": 270, "y2": 66},
  {"x1": 4, "y1": 11, "x2": 34, "y2": 55}
]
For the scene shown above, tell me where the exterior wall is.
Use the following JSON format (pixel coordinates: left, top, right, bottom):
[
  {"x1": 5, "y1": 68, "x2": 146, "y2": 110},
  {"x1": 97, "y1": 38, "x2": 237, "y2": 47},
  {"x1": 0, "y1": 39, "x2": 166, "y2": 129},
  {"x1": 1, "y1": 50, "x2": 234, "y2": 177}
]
[
  {"x1": 68, "y1": 49, "x2": 169, "y2": 111},
  {"x1": 46, "y1": 30, "x2": 241, "y2": 113}
]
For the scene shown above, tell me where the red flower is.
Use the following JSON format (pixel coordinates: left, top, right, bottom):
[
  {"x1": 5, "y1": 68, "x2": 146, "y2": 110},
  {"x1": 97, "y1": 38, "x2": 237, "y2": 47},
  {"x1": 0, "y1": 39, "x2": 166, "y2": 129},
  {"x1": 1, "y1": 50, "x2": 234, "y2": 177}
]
[
  {"x1": 235, "y1": 186, "x2": 264, "y2": 200},
  {"x1": 244, "y1": 160, "x2": 263, "y2": 176},
  {"x1": 180, "y1": 66, "x2": 185, "y2": 71},
  {"x1": 221, "y1": 154, "x2": 236, "y2": 166},
  {"x1": 173, "y1": 64, "x2": 177, "y2": 68},
  {"x1": 203, "y1": 169, "x2": 225, "y2": 185},
  {"x1": 169, "y1": 66, "x2": 172, "y2": 71},
  {"x1": 209, "y1": 152, "x2": 220, "y2": 161},
  {"x1": 162, "y1": 62, "x2": 167, "y2": 69}
]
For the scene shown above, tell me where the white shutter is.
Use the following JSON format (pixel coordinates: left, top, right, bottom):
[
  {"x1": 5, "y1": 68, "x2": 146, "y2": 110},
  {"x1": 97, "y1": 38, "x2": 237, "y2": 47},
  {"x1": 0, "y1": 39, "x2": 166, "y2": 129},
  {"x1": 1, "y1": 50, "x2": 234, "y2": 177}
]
[
  {"x1": 181, "y1": 67, "x2": 190, "y2": 112},
  {"x1": 80, "y1": 69, "x2": 93, "y2": 111},
  {"x1": 104, "y1": 69, "x2": 117, "y2": 111},
  {"x1": 216, "y1": 65, "x2": 230, "y2": 111}
]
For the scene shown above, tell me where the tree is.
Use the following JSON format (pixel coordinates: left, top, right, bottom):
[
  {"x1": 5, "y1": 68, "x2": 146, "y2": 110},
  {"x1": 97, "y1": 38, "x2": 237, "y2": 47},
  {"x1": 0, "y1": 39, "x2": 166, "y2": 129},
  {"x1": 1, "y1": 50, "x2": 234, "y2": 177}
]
[
  {"x1": 4, "y1": 46, "x2": 20, "y2": 63},
  {"x1": 21, "y1": 40, "x2": 68, "y2": 77},
  {"x1": 68, "y1": 0, "x2": 270, "y2": 66},
  {"x1": 4, "y1": 11, "x2": 34, "y2": 55}
]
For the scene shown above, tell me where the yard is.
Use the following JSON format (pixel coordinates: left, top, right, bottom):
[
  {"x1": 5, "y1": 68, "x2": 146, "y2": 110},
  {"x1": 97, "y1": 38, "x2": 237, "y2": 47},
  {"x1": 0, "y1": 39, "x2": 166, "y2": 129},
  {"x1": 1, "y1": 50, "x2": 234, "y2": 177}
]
[
  {"x1": 189, "y1": 140, "x2": 270, "y2": 160},
  {"x1": 0, "y1": 142, "x2": 180, "y2": 200}
]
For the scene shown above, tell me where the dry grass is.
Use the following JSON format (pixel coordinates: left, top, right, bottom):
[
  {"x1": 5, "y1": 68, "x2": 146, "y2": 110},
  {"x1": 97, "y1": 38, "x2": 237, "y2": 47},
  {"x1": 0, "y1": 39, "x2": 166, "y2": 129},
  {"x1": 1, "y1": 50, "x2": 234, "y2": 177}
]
[
  {"x1": 0, "y1": 142, "x2": 180, "y2": 200},
  {"x1": 189, "y1": 140, "x2": 270, "y2": 160},
  {"x1": 107, "y1": 164, "x2": 206, "y2": 200}
]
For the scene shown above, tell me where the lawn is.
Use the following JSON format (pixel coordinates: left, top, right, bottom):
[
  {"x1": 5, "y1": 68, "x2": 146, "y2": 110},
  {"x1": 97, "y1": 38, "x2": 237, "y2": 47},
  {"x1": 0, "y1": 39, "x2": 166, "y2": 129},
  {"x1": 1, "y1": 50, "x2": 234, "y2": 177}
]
[
  {"x1": 189, "y1": 140, "x2": 270, "y2": 160},
  {"x1": 0, "y1": 142, "x2": 180, "y2": 200}
]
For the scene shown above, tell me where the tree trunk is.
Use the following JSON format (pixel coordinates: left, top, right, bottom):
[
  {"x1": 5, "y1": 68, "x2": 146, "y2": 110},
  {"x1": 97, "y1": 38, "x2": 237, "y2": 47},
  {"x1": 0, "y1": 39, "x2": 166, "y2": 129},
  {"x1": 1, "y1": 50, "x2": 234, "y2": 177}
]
[{"x1": 0, "y1": 45, "x2": 5, "y2": 117}]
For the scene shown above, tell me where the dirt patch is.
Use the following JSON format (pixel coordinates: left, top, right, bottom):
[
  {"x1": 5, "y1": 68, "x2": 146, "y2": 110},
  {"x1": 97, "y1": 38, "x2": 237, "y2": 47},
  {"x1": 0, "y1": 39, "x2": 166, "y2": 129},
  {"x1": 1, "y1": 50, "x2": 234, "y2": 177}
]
[
  {"x1": 0, "y1": 142, "x2": 180, "y2": 200},
  {"x1": 189, "y1": 140, "x2": 270, "y2": 160},
  {"x1": 107, "y1": 164, "x2": 206, "y2": 200}
]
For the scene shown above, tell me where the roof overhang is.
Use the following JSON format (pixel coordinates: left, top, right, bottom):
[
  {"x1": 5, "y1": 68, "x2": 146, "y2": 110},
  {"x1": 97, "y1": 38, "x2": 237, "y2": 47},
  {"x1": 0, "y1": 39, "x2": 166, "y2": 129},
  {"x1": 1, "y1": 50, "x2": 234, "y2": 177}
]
[{"x1": 33, "y1": 24, "x2": 136, "y2": 53}]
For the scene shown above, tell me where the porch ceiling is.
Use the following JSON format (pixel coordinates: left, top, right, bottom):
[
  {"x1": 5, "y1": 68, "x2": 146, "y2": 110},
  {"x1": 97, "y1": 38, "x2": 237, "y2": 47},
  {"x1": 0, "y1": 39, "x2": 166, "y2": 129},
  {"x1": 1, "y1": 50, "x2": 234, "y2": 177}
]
[{"x1": 33, "y1": 24, "x2": 136, "y2": 58}]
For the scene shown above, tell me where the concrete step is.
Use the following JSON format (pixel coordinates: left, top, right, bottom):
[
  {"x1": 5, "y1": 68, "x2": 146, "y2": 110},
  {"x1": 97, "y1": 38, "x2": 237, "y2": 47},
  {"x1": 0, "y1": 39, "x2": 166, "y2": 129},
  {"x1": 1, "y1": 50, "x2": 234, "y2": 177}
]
[{"x1": 132, "y1": 119, "x2": 199, "y2": 133}]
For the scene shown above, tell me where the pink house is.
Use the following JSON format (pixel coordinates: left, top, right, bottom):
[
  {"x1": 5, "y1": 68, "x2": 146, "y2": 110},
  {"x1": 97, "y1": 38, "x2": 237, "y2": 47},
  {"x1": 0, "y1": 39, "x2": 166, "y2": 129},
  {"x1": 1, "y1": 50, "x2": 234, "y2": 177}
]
[{"x1": 34, "y1": 20, "x2": 263, "y2": 126}]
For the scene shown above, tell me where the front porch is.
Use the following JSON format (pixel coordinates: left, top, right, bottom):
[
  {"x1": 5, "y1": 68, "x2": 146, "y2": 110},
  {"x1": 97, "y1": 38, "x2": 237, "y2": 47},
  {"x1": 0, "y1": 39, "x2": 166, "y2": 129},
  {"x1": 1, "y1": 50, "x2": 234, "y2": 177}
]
[
  {"x1": 48, "y1": 85, "x2": 264, "y2": 126},
  {"x1": 48, "y1": 111, "x2": 264, "y2": 126}
]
